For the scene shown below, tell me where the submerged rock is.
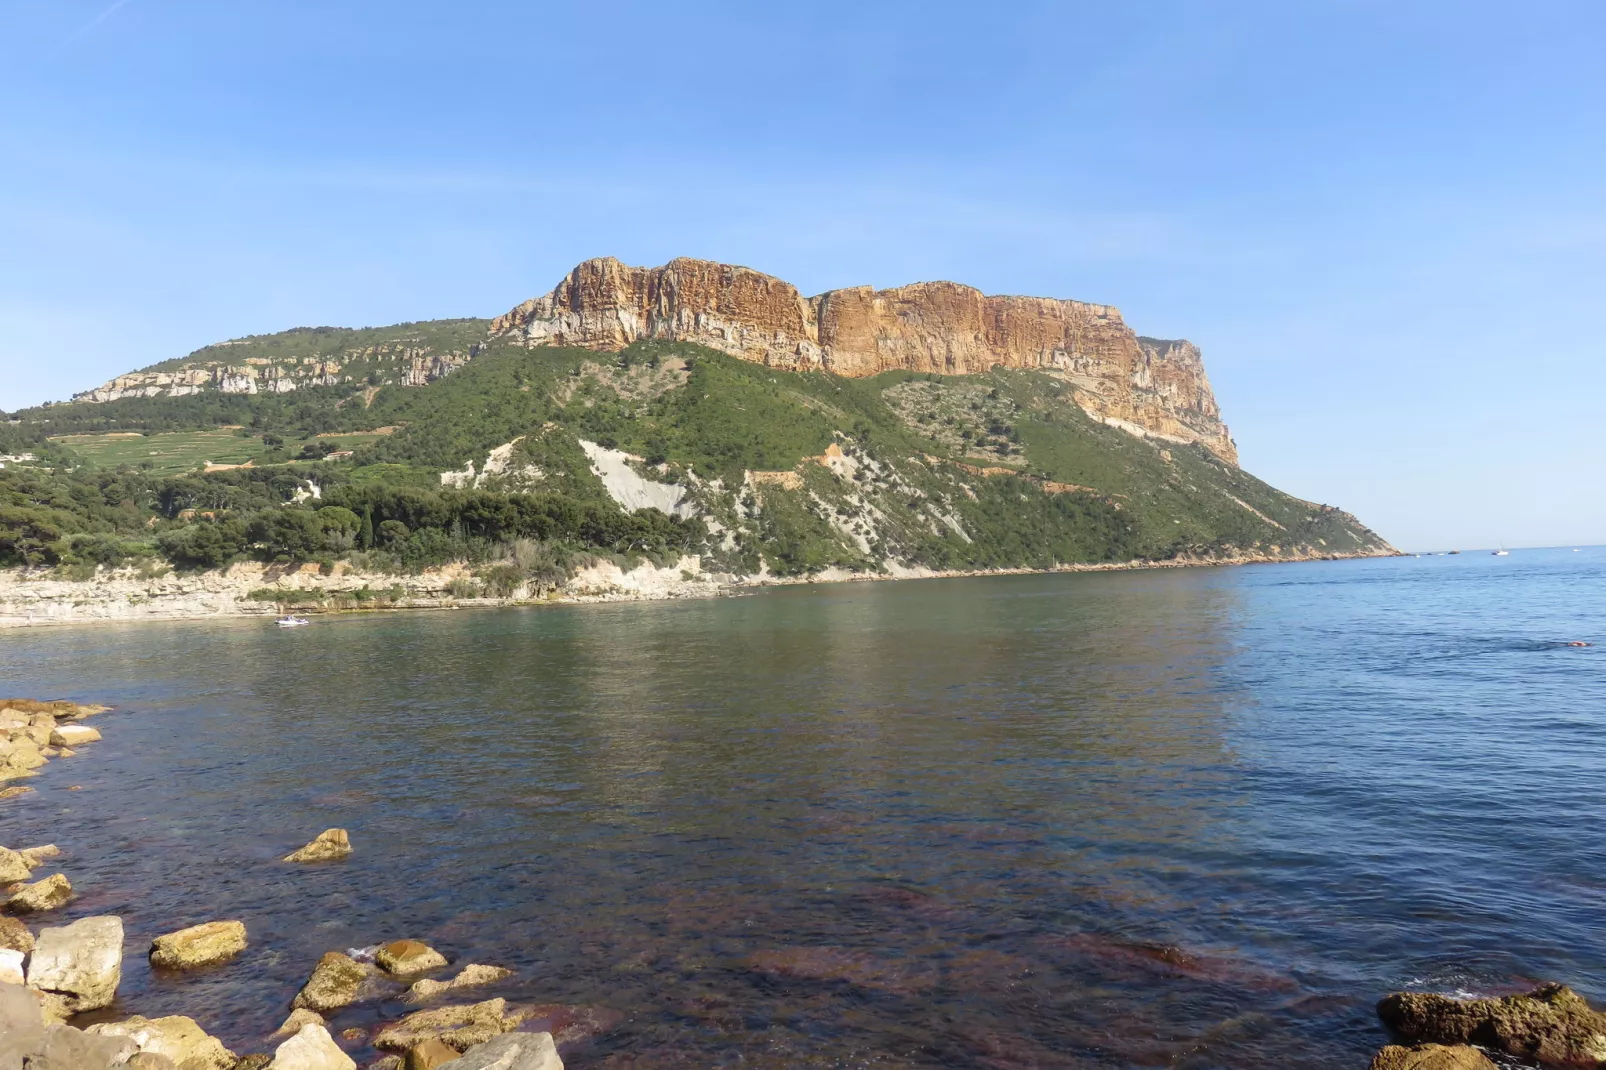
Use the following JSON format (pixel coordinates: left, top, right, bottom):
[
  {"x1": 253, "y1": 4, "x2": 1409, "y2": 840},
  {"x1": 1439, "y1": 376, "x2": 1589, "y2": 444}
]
[
  {"x1": 149, "y1": 920, "x2": 248, "y2": 970},
  {"x1": 25, "y1": 915, "x2": 123, "y2": 1012},
  {"x1": 445, "y1": 1032, "x2": 564, "y2": 1070},
  {"x1": 0, "y1": 915, "x2": 33, "y2": 953},
  {"x1": 0, "y1": 786, "x2": 34, "y2": 800},
  {"x1": 291, "y1": 951, "x2": 382, "y2": 1013},
  {"x1": 1378, "y1": 983, "x2": 1606, "y2": 1068},
  {"x1": 405, "y1": 963, "x2": 513, "y2": 1002},
  {"x1": 375, "y1": 939, "x2": 448, "y2": 976},
  {"x1": 283, "y1": 829, "x2": 352, "y2": 863},
  {"x1": 1369, "y1": 1044, "x2": 1500, "y2": 1070},
  {"x1": 267, "y1": 1022, "x2": 355, "y2": 1070},
  {"x1": 18, "y1": 844, "x2": 61, "y2": 867},
  {"x1": 6, "y1": 872, "x2": 72, "y2": 913},
  {"x1": 372, "y1": 997, "x2": 523, "y2": 1052},
  {"x1": 85, "y1": 1014, "x2": 236, "y2": 1070}
]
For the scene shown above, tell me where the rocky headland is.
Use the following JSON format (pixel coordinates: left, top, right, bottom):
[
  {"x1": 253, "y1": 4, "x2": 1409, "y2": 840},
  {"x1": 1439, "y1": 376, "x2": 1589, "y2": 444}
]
[{"x1": 491, "y1": 258, "x2": 1237, "y2": 463}]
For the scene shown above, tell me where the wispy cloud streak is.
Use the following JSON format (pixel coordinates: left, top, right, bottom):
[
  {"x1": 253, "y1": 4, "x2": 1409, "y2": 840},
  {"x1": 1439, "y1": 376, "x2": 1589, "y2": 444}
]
[{"x1": 45, "y1": 0, "x2": 137, "y2": 60}]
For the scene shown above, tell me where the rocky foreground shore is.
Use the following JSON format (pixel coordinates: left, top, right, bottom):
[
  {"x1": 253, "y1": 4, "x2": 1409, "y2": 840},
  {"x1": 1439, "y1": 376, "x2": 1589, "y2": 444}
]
[{"x1": 2, "y1": 697, "x2": 1601, "y2": 1070}]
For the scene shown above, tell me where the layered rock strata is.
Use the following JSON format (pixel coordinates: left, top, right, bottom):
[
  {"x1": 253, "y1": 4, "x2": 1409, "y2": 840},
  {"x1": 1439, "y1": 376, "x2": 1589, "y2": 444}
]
[{"x1": 493, "y1": 257, "x2": 1238, "y2": 463}]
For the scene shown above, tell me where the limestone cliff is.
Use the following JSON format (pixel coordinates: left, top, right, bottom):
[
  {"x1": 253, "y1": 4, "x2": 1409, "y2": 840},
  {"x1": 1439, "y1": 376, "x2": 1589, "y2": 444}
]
[
  {"x1": 72, "y1": 323, "x2": 487, "y2": 404},
  {"x1": 492, "y1": 258, "x2": 1237, "y2": 464}
]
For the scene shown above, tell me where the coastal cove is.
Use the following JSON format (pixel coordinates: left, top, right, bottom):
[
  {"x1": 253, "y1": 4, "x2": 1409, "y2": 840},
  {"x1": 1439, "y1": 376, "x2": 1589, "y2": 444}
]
[
  {"x1": 0, "y1": 546, "x2": 1394, "y2": 629},
  {"x1": 2, "y1": 549, "x2": 1603, "y2": 1068}
]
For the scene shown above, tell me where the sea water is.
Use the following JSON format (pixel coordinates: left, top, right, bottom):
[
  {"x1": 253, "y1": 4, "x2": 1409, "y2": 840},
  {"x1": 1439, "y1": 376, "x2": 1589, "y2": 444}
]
[{"x1": 3, "y1": 548, "x2": 1602, "y2": 1067}]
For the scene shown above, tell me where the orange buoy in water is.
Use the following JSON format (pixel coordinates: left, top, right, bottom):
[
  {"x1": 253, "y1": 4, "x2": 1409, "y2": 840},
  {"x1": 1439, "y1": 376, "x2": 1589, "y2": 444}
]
[{"x1": 1566, "y1": 641, "x2": 1592, "y2": 647}]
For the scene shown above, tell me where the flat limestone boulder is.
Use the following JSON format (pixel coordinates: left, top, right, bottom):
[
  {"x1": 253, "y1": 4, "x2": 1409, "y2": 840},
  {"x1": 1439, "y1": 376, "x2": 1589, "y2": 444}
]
[
  {"x1": 86, "y1": 1014, "x2": 237, "y2": 1070},
  {"x1": 7, "y1": 873, "x2": 73, "y2": 913},
  {"x1": 48, "y1": 724, "x2": 100, "y2": 748},
  {"x1": 0, "y1": 980, "x2": 45, "y2": 1057},
  {"x1": 445, "y1": 1032, "x2": 564, "y2": 1070},
  {"x1": 1379, "y1": 983, "x2": 1606, "y2": 1068},
  {"x1": 291, "y1": 951, "x2": 383, "y2": 1013},
  {"x1": 26, "y1": 915, "x2": 123, "y2": 1012},
  {"x1": 375, "y1": 940, "x2": 448, "y2": 976},
  {"x1": 284, "y1": 829, "x2": 351, "y2": 863},
  {"x1": 29, "y1": 1023, "x2": 138, "y2": 1070},
  {"x1": 372, "y1": 998, "x2": 522, "y2": 1053},
  {"x1": 267, "y1": 1022, "x2": 355, "y2": 1070},
  {"x1": 1370, "y1": 1044, "x2": 1499, "y2": 1070},
  {"x1": 0, "y1": 846, "x2": 30, "y2": 883},
  {"x1": 150, "y1": 920, "x2": 248, "y2": 970},
  {"x1": 406, "y1": 964, "x2": 513, "y2": 1002},
  {"x1": 0, "y1": 915, "x2": 32, "y2": 953}
]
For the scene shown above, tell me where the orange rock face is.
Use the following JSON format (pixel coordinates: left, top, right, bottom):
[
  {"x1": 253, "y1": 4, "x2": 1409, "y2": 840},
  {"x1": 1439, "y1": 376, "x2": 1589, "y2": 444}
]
[{"x1": 493, "y1": 257, "x2": 1237, "y2": 463}]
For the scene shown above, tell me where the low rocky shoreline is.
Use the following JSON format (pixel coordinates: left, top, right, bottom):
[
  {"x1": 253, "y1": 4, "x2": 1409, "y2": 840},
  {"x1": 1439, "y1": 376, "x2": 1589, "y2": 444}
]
[
  {"x1": 8, "y1": 693, "x2": 1584, "y2": 1070},
  {"x1": 0, "y1": 547, "x2": 1396, "y2": 630}
]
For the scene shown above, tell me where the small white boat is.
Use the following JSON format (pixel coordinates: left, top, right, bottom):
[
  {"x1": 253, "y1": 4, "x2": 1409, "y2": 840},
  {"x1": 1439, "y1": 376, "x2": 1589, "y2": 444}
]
[
  {"x1": 1492, "y1": 549, "x2": 1509, "y2": 556},
  {"x1": 275, "y1": 616, "x2": 310, "y2": 627}
]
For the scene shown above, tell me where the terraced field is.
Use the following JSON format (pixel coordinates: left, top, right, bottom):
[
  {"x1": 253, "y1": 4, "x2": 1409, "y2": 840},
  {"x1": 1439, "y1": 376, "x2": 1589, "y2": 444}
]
[{"x1": 52, "y1": 429, "x2": 264, "y2": 473}]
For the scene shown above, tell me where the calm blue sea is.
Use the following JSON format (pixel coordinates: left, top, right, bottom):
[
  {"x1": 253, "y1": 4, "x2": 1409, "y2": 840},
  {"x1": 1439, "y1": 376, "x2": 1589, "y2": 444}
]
[{"x1": 2, "y1": 548, "x2": 1602, "y2": 1068}]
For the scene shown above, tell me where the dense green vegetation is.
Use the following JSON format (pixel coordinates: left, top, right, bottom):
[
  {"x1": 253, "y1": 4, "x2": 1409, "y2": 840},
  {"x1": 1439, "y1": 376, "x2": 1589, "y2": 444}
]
[{"x1": 0, "y1": 329, "x2": 1389, "y2": 583}]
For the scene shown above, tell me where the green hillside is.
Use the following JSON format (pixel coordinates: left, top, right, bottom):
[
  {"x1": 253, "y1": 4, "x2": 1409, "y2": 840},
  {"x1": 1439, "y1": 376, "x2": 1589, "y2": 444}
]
[{"x1": 0, "y1": 332, "x2": 1392, "y2": 582}]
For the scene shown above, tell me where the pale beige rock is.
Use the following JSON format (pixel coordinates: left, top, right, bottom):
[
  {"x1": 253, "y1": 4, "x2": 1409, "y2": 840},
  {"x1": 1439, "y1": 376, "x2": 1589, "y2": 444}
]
[
  {"x1": 0, "y1": 785, "x2": 34, "y2": 799},
  {"x1": 33, "y1": 988, "x2": 71, "y2": 1024},
  {"x1": 149, "y1": 920, "x2": 247, "y2": 969},
  {"x1": 273, "y1": 1007, "x2": 326, "y2": 1038},
  {"x1": 0, "y1": 845, "x2": 30, "y2": 883},
  {"x1": 127, "y1": 1053, "x2": 181, "y2": 1070},
  {"x1": 0, "y1": 947, "x2": 23, "y2": 984},
  {"x1": 56, "y1": 748, "x2": 75, "y2": 758},
  {"x1": 444, "y1": 1032, "x2": 564, "y2": 1070},
  {"x1": 267, "y1": 1022, "x2": 355, "y2": 1070},
  {"x1": 25, "y1": 915, "x2": 123, "y2": 1011},
  {"x1": 283, "y1": 829, "x2": 351, "y2": 863},
  {"x1": 48, "y1": 724, "x2": 100, "y2": 747},
  {"x1": 7, "y1": 872, "x2": 72, "y2": 913},
  {"x1": 372, "y1": 998, "x2": 519, "y2": 1052},
  {"x1": 18, "y1": 844, "x2": 60, "y2": 867},
  {"x1": 86, "y1": 1014, "x2": 237, "y2": 1070},
  {"x1": 24, "y1": 723, "x2": 53, "y2": 746},
  {"x1": 375, "y1": 940, "x2": 447, "y2": 976},
  {"x1": 291, "y1": 951, "x2": 381, "y2": 1013}
]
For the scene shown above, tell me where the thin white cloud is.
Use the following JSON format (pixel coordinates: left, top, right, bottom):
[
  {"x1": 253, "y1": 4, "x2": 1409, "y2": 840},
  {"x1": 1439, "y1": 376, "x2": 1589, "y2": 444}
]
[{"x1": 45, "y1": 0, "x2": 137, "y2": 60}]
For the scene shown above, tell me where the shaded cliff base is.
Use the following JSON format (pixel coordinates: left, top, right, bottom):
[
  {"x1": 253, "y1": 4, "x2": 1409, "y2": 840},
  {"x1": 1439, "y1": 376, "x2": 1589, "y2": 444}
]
[{"x1": 0, "y1": 548, "x2": 1398, "y2": 629}]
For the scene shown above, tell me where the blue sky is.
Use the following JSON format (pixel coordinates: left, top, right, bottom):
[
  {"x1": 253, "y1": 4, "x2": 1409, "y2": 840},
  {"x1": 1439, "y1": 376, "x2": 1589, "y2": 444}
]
[{"x1": 2, "y1": 1, "x2": 1602, "y2": 550}]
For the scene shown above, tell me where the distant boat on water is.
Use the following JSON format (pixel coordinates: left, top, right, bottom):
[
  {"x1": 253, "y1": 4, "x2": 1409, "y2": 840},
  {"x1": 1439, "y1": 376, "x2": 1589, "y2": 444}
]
[
  {"x1": 275, "y1": 616, "x2": 310, "y2": 627},
  {"x1": 1492, "y1": 543, "x2": 1510, "y2": 556}
]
